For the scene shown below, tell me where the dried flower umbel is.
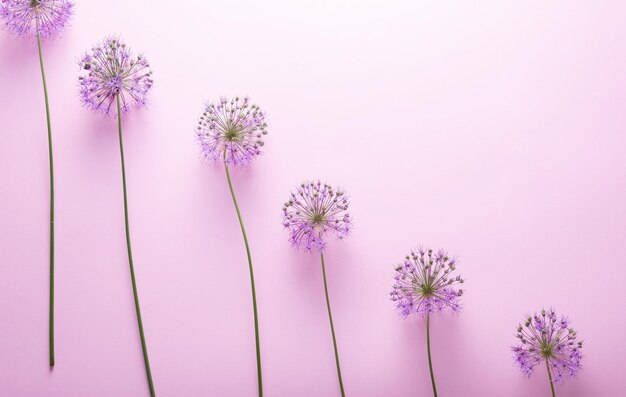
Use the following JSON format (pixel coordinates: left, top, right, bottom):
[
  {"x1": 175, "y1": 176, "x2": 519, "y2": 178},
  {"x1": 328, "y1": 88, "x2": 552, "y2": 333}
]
[
  {"x1": 196, "y1": 96, "x2": 267, "y2": 167},
  {"x1": 282, "y1": 181, "x2": 352, "y2": 396},
  {"x1": 196, "y1": 96, "x2": 268, "y2": 397},
  {"x1": 1, "y1": 0, "x2": 74, "y2": 367},
  {"x1": 390, "y1": 247, "x2": 464, "y2": 397},
  {"x1": 78, "y1": 37, "x2": 155, "y2": 397},
  {"x1": 512, "y1": 309, "x2": 583, "y2": 397},
  {"x1": 282, "y1": 181, "x2": 352, "y2": 252},
  {"x1": 0, "y1": 0, "x2": 73, "y2": 38},
  {"x1": 390, "y1": 248, "x2": 464, "y2": 318},
  {"x1": 78, "y1": 37, "x2": 153, "y2": 116}
]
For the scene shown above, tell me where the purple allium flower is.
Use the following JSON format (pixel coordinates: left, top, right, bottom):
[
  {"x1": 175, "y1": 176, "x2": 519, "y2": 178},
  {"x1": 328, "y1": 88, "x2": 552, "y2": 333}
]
[
  {"x1": 195, "y1": 96, "x2": 268, "y2": 167},
  {"x1": 390, "y1": 247, "x2": 464, "y2": 317},
  {"x1": 282, "y1": 181, "x2": 351, "y2": 252},
  {"x1": 512, "y1": 309, "x2": 583, "y2": 382},
  {"x1": 0, "y1": 0, "x2": 73, "y2": 38},
  {"x1": 78, "y1": 37, "x2": 153, "y2": 116},
  {"x1": 195, "y1": 96, "x2": 269, "y2": 393}
]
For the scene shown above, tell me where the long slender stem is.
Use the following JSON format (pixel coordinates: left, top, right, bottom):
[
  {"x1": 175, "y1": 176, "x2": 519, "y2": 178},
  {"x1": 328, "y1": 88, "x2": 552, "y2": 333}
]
[
  {"x1": 36, "y1": 31, "x2": 55, "y2": 368},
  {"x1": 224, "y1": 163, "x2": 263, "y2": 397},
  {"x1": 320, "y1": 253, "x2": 346, "y2": 397},
  {"x1": 116, "y1": 94, "x2": 156, "y2": 397},
  {"x1": 426, "y1": 315, "x2": 438, "y2": 397},
  {"x1": 546, "y1": 359, "x2": 556, "y2": 397}
]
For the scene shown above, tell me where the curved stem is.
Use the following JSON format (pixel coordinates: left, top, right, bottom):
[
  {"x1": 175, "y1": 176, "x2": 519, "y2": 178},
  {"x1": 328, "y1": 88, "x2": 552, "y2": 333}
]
[
  {"x1": 426, "y1": 315, "x2": 438, "y2": 397},
  {"x1": 37, "y1": 31, "x2": 55, "y2": 368},
  {"x1": 224, "y1": 163, "x2": 263, "y2": 397},
  {"x1": 546, "y1": 359, "x2": 556, "y2": 397},
  {"x1": 320, "y1": 253, "x2": 346, "y2": 397},
  {"x1": 117, "y1": 94, "x2": 156, "y2": 397}
]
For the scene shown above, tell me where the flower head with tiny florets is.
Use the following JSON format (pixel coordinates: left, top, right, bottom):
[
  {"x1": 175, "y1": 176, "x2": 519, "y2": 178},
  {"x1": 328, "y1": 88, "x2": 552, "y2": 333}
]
[
  {"x1": 0, "y1": 0, "x2": 73, "y2": 39},
  {"x1": 78, "y1": 37, "x2": 153, "y2": 116},
  {"x1": 390, "y1": 247, "x2": 464, "y2": 317},
  {"x1": 196, "y1": 97, "x2": 268, "y2": 167},
  {"x1": 512, "y1": 308, "x2": 583, "y2": 382},
  {"x1": 282, "y1": 181, "x2": 351, "y2": 252}
]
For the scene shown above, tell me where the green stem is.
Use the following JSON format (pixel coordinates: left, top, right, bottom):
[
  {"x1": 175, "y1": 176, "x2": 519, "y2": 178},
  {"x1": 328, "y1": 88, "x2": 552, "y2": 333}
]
[
  {"x1": 546, "y1": 359, "x2": 556, "y2": 397},
  {"x1": 116, "y1": 94, "x2": 156, "y2": 397},
  {"x1": 36, "y1": 31, "x2": 55, "y2": 368},
  {"x1": 426, "y1": 315, "x2": 438, "y2": 397},
  {"x1": 224, "y1": 163, "x2": 263, "y2": 397},
  {"x1": 320, "y1": 253, "x2": 346, "y2": 397}
]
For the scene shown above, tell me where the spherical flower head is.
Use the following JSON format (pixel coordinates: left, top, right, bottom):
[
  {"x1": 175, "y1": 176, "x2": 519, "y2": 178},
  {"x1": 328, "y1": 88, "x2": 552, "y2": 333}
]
[
  {"x1": 195, "y1": 97, "x2": 268, "y2": 167},
  {"x1": 282, "y1": 181, "x2": 352, "y2": 252},
  {"x1": 0, "y1": 0, "x2": 73, "y2": 39},
  {"x1": 512, "y1": 309, "x2": 583, "y2": 382},
  {"x1": 390, "y1": 247, "x2": 464, "y2": 317},
  {"x1": 78, "y1": 37, "x2": 153, "y2": 117}
]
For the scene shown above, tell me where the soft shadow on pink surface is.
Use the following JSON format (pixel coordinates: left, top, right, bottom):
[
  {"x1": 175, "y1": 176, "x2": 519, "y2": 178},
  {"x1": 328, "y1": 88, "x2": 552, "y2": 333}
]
[{"x1": 2, "y1": 1, "x2": 626, "y2": 396}]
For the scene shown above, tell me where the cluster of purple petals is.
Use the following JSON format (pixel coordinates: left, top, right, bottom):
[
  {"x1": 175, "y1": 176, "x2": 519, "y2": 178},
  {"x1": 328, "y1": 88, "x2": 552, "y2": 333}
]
[
  {"x1": 78, "y1": 37, "x2": 153, "y2": 116},
  {"x1": 196, "y1": 97, "x2": 267, "y2": 167},
  {"x1": 282, "y1": 181, "x2": 351, "y2": 252},
  {"x1": 390, "y1": 247, "x2": 464, "y2": 317},
  {"x1": 0, "y1": 0, "x2": 73, "y2": 38},
  {"x1": 512, "y1": 309, "x2": 583, "y2": 382}
]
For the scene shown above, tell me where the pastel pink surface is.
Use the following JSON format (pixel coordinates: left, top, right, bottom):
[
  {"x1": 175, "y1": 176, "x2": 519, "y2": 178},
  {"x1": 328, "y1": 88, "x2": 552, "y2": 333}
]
[{"x1": 1, "y1": 1, "x2": 625, "y2": 396}]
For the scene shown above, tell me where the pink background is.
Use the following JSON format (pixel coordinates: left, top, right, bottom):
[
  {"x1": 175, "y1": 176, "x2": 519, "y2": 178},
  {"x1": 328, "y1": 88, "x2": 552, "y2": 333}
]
[{"x1": 1, "y1": 1, "x2": 625, "y2": 396}]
